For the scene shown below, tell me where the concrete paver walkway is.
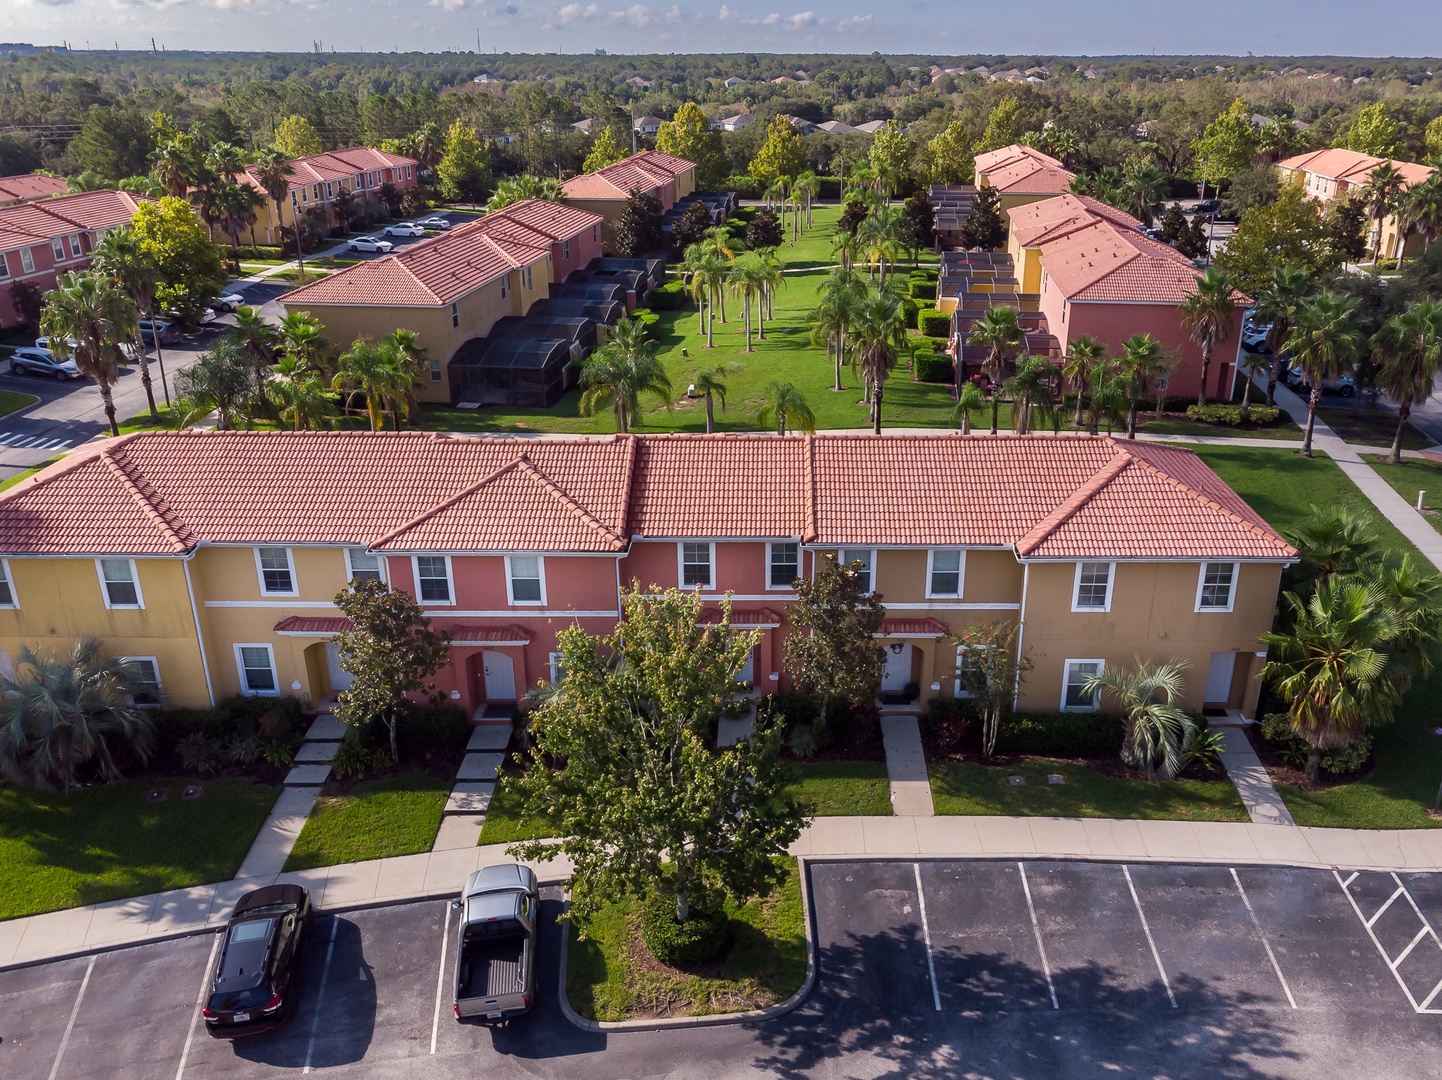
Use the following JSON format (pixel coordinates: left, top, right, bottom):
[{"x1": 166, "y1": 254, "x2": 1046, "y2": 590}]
[
  {"x1": 1214, "y1": 726, "x2": 1296, "y2": 826},
  {"x1": 880, "y1": 715, "x2": 935, "y2": 817},
  {"x1": 432, "y1": 721, "x2": 515, "y2": 851}
]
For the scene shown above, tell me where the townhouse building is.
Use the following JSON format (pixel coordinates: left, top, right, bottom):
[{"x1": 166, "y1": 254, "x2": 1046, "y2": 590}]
[
  {"x1": 277, "y1": 199, "x2": 605, "y2": 404},
  {"x1": 560, "y1": 150, "x2": 697, "y2": 252},
  {"x1": 0, "y1": 431, "x2": 1293, "y2": 721},
  {"x1": 233, "y1": 147, "x2": 420, "y2": 246},
  {"x1": 973, "y1": 144, "x2": 1077, "y2": 220},
  {"x1": 0, "y1": 173, "x2": 70, "y2": 207},
  {"x1": 0, "y1": 189, "x2": 152, "y2": 330},
  {"x1": 1277, "y1": 148, "x2": 1437, "y2": 262}
]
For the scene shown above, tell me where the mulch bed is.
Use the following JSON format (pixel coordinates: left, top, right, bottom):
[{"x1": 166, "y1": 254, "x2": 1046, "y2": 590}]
[{"x1": 1242, "y1": 725, "x2": 1374, "y2": 793}]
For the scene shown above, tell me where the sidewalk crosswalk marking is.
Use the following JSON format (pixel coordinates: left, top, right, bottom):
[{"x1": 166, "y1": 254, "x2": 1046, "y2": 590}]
[{"x1": 0, "y1": 433, "x2": 73, "y2": 451}]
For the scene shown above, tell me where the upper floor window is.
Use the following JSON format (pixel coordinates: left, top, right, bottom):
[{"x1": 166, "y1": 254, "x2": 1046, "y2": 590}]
[
  {"x1": 20, "y1": 248, "x2": 36, "y2": 273},
  {"x1": 1196, "y1": 562, "x2": 1239, "y2": 612},
  {"x1": 500, "y1": 276, "x2": 508, "y2": 300},
  {"x1": 70, "y1": 235, "x2": 83, "y2": 258},
  {"x1": 97, "y1": 558, "x2": 142, "y2": 609},
  {"x1": 1072, "y1": 561, "x2": 1114, "y2": 612},
  {"x1": 450, "y1": 302, "x2": 459, "y2": 328},
  {"x1": 768, "y1": 542, "x2": 799, "y2": 590},
  {"x1": 680, "y1": 542, "x2": 713, "y2": 588},
  {"x1": 255, "y1": 547, "x2": 296, "y2": 595},
  {"x1": 927, "y1": 549, "x2": 964, "y2": 597},
  {"x1": 506, "y1": 555, "x2": 544, "y2": 604},
  {"x1": 562, "y1": 239, "x2": 570, "y2": 260},
  {"x1": 346, "y1": 547, "x2": 382, "y2": 583},
  {"x1": 0, "y1": 254, "x2": 9, "y2": 280},
  {"x1": 840, "y1": 548, "x2": 873, "y2": 594},
  {"x1": 53, "y1": 238, "x2": 66, "y2": 261},
  {"x1": 415, "y1": 555, "x2": 453, "y2": 604},
  {"x1": 0, "y1": 559, "x2": 15, "y2": 608}
]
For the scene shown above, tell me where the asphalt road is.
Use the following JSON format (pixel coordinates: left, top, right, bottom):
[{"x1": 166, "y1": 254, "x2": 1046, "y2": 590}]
[{"x1": 4, "y1": 858, "x2": 1442, "y2": 1079}]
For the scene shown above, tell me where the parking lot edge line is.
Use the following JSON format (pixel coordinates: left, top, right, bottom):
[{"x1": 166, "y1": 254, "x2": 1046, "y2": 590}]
[
  {"x1": 1391, "y1": 874, "x2": 1442, "y2": 947},
  {"x1": 912, "y1": 863, "x2": 942, "y2": 1013},
  {"x1": 1334, "y1": 870, "x2": 1424, "y2": 1011},
  {"x1": 1017, "y1": 862, "x2": 1059, "y2": 1010},
  {"x1": 47, "y1": 954, "x2": 95, "y2": 1080},
  {"x1": 1366, "y1": 886, "x2": 1407, "y2": 929},
  {"x1": 430, "y1": 901, "x2": 452, "y2": 1054},
  {"x1": 1123, "y1": 865, "x2": 1177, "y2": 1009},
  {"x1": 175, "y1": 932, "x2": 222, "y2": 1080},
  {"x1": 1229, "y1": 868, "x2": 1297, "y2": 1010},
  {"x1": 1341, "y1": 871, "x2": 1359, "y2": 888},
  {"x1": 302, "y1": 916, "x2": 341, "y2": 1074}
]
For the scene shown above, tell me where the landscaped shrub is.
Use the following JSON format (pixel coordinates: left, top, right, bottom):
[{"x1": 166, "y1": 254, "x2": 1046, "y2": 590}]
[
  {"x1": 1184, "y1": 404, "x2": 1282, "y2": 426},
  {"x1": 722, "y1": 175, "x2": 765, "y2": 199},
  {"x1": 639, "y1": 890, "x2": 728, "y2": 968},
  {"x1": 330, "y1": 738, "x2": 391, "y2": 779},
  {"x1": 914, "y1": 352, "x2": 954, "y2": 383},
  {"x1": 649, "y1": 281, "x2": 688, "y2": 311},
  {"x1": 628, "y1": 308, "x2": 660, "y2": 339},
  {"x1": 919, "y1": 311, "x2": 950, "y2": 338},
  {"x1": 395, "y1": 703, "x2": 470, "y2": 762},
  {"x1": 177, "y1": 731, "x2": 225, "y2": 774},
  {"x1": 1259, "y1": 713, "x2": 1374, "y2": 775},
  {"x1": 901, "y1": 297, "x2": 919, "y2": 329},
  {"x1": 910, "y1": 281, "x2": 937, "y2": 301},
  {"x1": 787, "y1": 724, "x2": 819, "y2": 759},
  {"x1": 994, "y1": 712, "x2": 1124, "y2": 757},
  {"x1": 925, "y1": 697, "x2": 971, "y2": 752}
]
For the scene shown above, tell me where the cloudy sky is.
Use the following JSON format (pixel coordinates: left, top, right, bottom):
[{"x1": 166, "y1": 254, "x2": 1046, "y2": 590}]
[{"x1": 7, "y1": 0, "x2": 1441, "y2": 57}]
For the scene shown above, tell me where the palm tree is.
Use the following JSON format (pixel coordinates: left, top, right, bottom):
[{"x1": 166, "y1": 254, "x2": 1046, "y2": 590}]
[
  {"x1": 279, "y1": 310, "x2": 331, "y2": 375},
  {"x1": 1286, "y1": 292, "x2": 1365, "y2": 456},
  {"x1": 1081, "y1": 660, "x2": 1198, "y2": 781},
  {"x1": 685, "y1": 247, "x2": 726, "y2": 348},
  {"x1": 233, "y1": 306, "x2": 280, "y2": 367},
  {"x1": 0, "y1": 638, "x2": 154, "y2": 792},
  {"x1": 816, "y1": 267, "x2": 865, "y2": 392},
  {"x1": 1060, "y1": 335, "x2": 1106, "y2": 428},
  {"x1": 1004, "y1": 355, "x2": 1060, "y2": 435},
  {"x1": 150, "y1": 139, "x2": 197, "y2": 198},
  {"x1": 1262, "y1": 577, "x2": 1403, "y2": 781},
  {"x1": 951, "y1": 381, "x2": 986, "y2": 435},
  {"x1": 858, "y1": 207, "x2": 901, "y2": 283},
  {"x1": 332, "y1": 339, "x2": 415, "y2": 431},
  {"x1": 727, "y1": 257, "x2": 766, "y2": 352},
  {"x1": 830, "y1": 230, "x2": 861, "y2": 271},
  {"x1": 754, "y1": 252, "x2": 785, "y2": 333},
  {"x1": 487, "y1": 175, "x2": 568, "y2": 212},
  {"x1": 414, "y1": 121, "x2": 445, "y2": 176},
  {"x1": 39, "y1": 272, "x2": 133, "y2": 437},
  {"x1": 1121, "y1": 160, "x2": 1169, "y2": 226},
  {"x1": 1251, "y1": 264, "x2": 1312, "y2": 406},
  {"x1": 849, "y1": 288, "x2": 910, "y2": 434},
  {"x1": 1400, "y1": 174, "x2": 1442, "y2": 256},
  {"x1": 794, "y1": 170, "x2": 821, "y2": 228},
  {"x1": 1236, "y1": 351, "x2": 1270, "y2": 421},
  {"x1": 90, "y1": 227, "x2": 163, "y2": 416},
  {"x1": 967, "y1": 306, "x2": 1023, "y2": 427},
  {"x1": 1374, "y1": 300, "x2": 1442, "y2": 464},
  {"x1": 1116, "y1": 333, "x2": 1166, "y2": 439},
  {"x1": 701, "y1": 226, "x2": 736, "y2": 321},
  {"x1": 252, "y1": 147, "x2": 300, "y2": 272},
  {"x1": 1287, "y1": 504, "x2": 1380, "y2": 586},
  {"x1": 174, "y1": 337, "x2": 259, "y2": 430},
  {"x1": 1180, "y1": 267, "x2": 1238, "y2": 406},
  {"x1": 758, "y1": 381, "x2": 815, "y2": 435},
  {"x1": 216, "y1": 180, "x2": 266, "y2": 264},
  {"x1": 1370, "y1": 554, "x2": 1442, "y2": 691},
  {"x1": 693, "y1": 366, "x2": 727, "y2": 433},
  {"x1": 577, "y1": 317, "x2": 673, "y2": 433},
  {"x1": 268, "y1": 355, "x2": 337, "y2": 431},
  {"x1": 1362, "y1": 161, "x2": 1407, "y2": 264}
]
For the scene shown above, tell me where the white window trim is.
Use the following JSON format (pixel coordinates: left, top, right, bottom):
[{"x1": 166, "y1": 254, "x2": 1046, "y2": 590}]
[
  {"x1": 95, "y1": 558, "x2": 144, "y2": 610},
  {"x1": 952, "y1": 643, "x2": 992, "y2": 698},
  {"x1": 505, "y1": 554, "x2": 547, "y2": 606},
  {"x1": 839, "y1": 548, "x2": 876, "y2": 593},
  {"x1": 20, "y1": 248, "x2": 35, "y2": 273},
  {"x1": 548, "y1": 651, "x2": 564, "y2": 685},
  {"x1": 0, "y1": 557, "x2": 15, "y2": 608},
  {"x1": 1071, "y1": 561, "x2": 1115, "y2": 613},
  {"x1": 253, "y1": 546, "x2": 299, "y2": 597},
  {"x1": 234, "y1": 643, "x2": 280, "y2": 697},
  {"x1": 766, "y1": 541, "x2": 800, "y2": 591},
  {"x1": 121, "y1": 655, "x2": 162, "y2": 707},
  {"x1": 70, "y1": 234, "x2": 83, "y2": 258},
  {"x1": 345, "y1": 546, "x2": 386, "y2": 583},
  {"x1": 1061, "y1": 658, "x2": 1106, "y2": 712},
  {"x1": 413, "y1": 554, "x2": 455, "y2": 606},
  {"x1": 1195, "y1": 561, "x2": 1240, "y2": 613},
  {"x1": 926, "y1": 548, "x2": 966, "y2": 599},
  {"x1": 678, "y1": 540, "x2": 715, "y2": 589}
]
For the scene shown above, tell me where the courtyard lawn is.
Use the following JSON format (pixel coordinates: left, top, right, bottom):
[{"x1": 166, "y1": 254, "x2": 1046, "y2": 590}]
[
  {"x1": 1137, "y1": 417, "x2": 1301, "y2": 442},
  {"x1": 786, "y1": 761, "x2": 892, "y2": 816},
  {"x1": 282, "y1": 772, "x2": 450, "y2": 870},
  {"x1": 0, "y1": 778, "x2": 279, "y2": 920},
  {"x1": 0, "y1": 389, "x2": 37, "y2": 418},
  {"x1": 929, "y1": 758, "x2": 1248, "y2": 821},
  {"x1": 476, "y1": 776, "x2": 562, "y2": 845},
  {"x1": 1318, "y1": 406, "x2": 1433, "y2": 451},
  {"x1": 1362, "y1": 454, "x2": 1442, "y2": 536}
]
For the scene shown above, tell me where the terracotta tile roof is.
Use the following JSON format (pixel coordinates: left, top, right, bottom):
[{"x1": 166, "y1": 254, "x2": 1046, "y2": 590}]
[
  {"x1": 561, "y1": 150, "x2": 695, "y2": 201},
  {"x1": 274, "y1": 616, "x2": 351, "y2": 635},
  {"x1": 974, "y1": 145, "x2": 1075, "y2": 193},
  {"x1": 1279, "y1": 148, "x2": 1435, "y2": 189},
  {"x1": 879, "y1": 618, "x2": 950, "y2": 636},
  {"x1": 494, "y1": 198, "x2": 603, "y2": 241},
  {"x1": 0, "y1": 432, "x2": 1293, "y2": 562},
  {"x1": 0, "y1": 189, "x2": 150, "y2": 253},
  {"x1": 1008, "y1": 194, "x2": 1142, "y2": 248},
  {"x1": 0, "y1": 173, "x2": 70, "y2": 206},
  {"x1": 699, "y1": 606, "x2": 784, "y2": 628},
  {"x1": 236, "y1": 147, "x2": 417, "y2": 194},
  {"x1": 449, "y1": 624, "x2": 534, "y2": 643}
]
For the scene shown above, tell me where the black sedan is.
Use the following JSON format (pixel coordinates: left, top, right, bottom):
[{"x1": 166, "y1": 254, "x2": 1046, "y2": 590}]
[{"x1": 203, "y1": 884, "x2": 312, "y2": 1038}]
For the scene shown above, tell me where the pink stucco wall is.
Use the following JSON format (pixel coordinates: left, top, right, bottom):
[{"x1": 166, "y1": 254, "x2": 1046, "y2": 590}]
[{"x1": 549, "y1": 223, "x2": 603, "y2": 283}]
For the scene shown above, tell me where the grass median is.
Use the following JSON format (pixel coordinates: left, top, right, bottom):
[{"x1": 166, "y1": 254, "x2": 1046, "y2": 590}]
[
  {"x1": 786, "y1": 760, "x2": 891, "y2": 815},
  {"x1": 283, "y1": 772, "x2": 450, "y2": 870}
]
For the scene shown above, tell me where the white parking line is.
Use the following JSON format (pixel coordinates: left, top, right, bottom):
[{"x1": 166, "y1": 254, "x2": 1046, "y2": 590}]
[
  {"x1": 1123, "y1": 865, "x2": 1177, "y2": 1008},
  {"x1": 47, "y1": 954, "x2": 95, "y2": 1080},
  {"x1": 1333, "y1": 870, "x2": 1442, "y2": 1014},
  {"x1": 175, "y1": 932, "x2": 222, "y2": 1080},
  {"x1": 302, "y1": 917, "x2": 340, "y2": 1074},
  {"x1": 431, "y1": 903, "x2": 453, "y2": 1054},
  {"x1": 1017, "y1": 862, "x2": 1058, "y2": 1009},
  {"x1": 1230, "y1": 868, "x2": 1297, "y2": 1009},
  {"x1": 912, "y1": 863, "x2": 942, "y2": 1012}
]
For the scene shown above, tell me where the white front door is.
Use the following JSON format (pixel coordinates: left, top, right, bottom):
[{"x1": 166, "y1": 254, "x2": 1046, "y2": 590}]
[
  {"x1": 325, "y1": 643, "x2": 354, "y2": 692},
  {"x1": 482, "y1": 651, "x2": 517, "y2": 701},
  {"x1": 881, "y1": 644, "x2": 912, "y2": 694},
  {"x1": 734, "y1": 646, "x2": 755, "y2": 685},
  {"x1": 1204, "y1": 651, "x2": 1236, "y2": 704}
]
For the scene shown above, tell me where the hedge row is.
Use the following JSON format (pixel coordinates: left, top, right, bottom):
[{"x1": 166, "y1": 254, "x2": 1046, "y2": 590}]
[
  {"x1": 901, "y1": 297, "x2": 919, "y2": 329},
  {"x1": 649, "y1": 281, "x2": 689, "y2": 310},
  {"x1": 994, "y1": 711, "x2": 1124, "y2": 757},
  {"x1": 914, "y1": 352, "x2": 954, "y2": 383},
  {"x1": 919, "y1": 311, "x2": 950, "y2": 338},
  {"x1": 1185, "y1": 404, "x2": 1283, "y2": 426},
  {"x1": 910, "y1": 281, "x2": 937, "y2": 301}
]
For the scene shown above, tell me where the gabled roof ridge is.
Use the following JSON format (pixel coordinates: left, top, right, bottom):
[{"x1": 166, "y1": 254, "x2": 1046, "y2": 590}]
[
  {"x1": 369, "y1": 457, "x2": 525, "y2": 549},
  {"x1": 99, "y1": 445, "x2": 197, "y2": 554},
  {"x1": 803, "y1": 434, "x2": 818, "y2": 542},
  {"x1": 618, "y1": 433, "x2": 640, "y2": 539},
  {"x1": 514, "y1": 456, "x2": 626, "y2": 550},
  {"x1": 1014, "y1": 445, "x2": 1132, "y2": 556}
]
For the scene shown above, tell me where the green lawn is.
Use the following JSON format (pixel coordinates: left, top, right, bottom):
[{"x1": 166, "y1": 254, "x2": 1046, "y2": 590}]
[
  {"x1": 929, "y1": 759, "x2": 1249, "y2": 821},
  {"x1": 476, "y1": 776, "x2": 562, "y2": 845},
  {"x1": 1362, "y1": 454, "x2": 1442, "y2": 536},
  {"x1": 566, "y1": 858, "x2": 806, "y2": 1022},
  {"x1": 0, "y1": 389, "x2": 37, "y2": 418},
  {"x1": 786, "y1": 760, "x2": 891, "y2": 816},
  {"x1": 0, "y1": 778, "x2": 279, "y2": 920},
  {"x1": 1137, "y1": 417, "x2": 1301, "y2": 441},
  {"x1": 1318, "y1": 406, "x2": 1433, "y2": 450},
  {"x1": 283, "y1": 772, "x2": 449, "y2": 870}
]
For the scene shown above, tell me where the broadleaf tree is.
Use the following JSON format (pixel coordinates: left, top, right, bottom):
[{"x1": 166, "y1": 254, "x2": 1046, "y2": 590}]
[
  {"x1": 129, "y1": 196, "x2": 227, "y2": 325},
  {"x1": 747, "y1": 114, "x2": 806, "y2": 189},
  {"x1": 783, "y1": 556, "x2": 886, "y2": 740},
  {"x1": 951, "y1": 621, "x2": 1032, "y2": 759},
  {"x1": 436, "y1": 120, "x2": 492, "y2": 205},
  {"x1": 507, "y1": 587, "x2": 807, "y2": 924},
  {"x1": 655, "y1": 102, "x2": 730, "y2": 189}
]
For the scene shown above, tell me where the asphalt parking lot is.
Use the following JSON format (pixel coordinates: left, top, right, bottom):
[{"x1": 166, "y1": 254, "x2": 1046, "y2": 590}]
[{"x1": 5, "y1": 860, "x2": 1442, "y2": 1079}]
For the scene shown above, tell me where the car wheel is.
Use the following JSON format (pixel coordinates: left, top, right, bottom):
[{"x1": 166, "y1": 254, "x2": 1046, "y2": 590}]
[
  {"x1": 11, "y1": 364, "x2": 25, "y2": 376},
  {"x1": 56, "y1": 370, "x2": 69, "y2": 381},
  {"x1": 348, "y1": 244, "x2": 358, "y2": 252}
]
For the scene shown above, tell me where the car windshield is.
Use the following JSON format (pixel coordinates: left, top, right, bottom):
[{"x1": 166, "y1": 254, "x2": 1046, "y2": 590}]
[{"x1": 230, "y1": 918, "x2": 271, "y2": 944}]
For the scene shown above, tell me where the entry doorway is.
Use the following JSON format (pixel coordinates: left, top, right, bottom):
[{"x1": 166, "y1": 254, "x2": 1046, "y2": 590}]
[
  {"x1": 1204, "y1": 651, "x2": 1236, "y2": 706},
  {"x1": 734, "y1": 645, "x2": 755, "y2": 686},
  {"x1": 325, "y1": 643, "x2": 354, "y2": 693},
  {"x1": 481, "y1": 651, "x2": 517, "y2": 702},
  {"x1": 881, "y1": 643, "x2": 913, "y2": 694}
]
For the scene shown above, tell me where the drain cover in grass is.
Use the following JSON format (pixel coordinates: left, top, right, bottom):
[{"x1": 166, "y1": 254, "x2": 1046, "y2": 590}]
[
  {"x1": 146, "y1": 788, "x2": 167, "y2": 802},
  {"x1": 181, "y1": 785, "x2": 204, "y2": 800},
  {"x1": 1008, "y1": 775, "x2": 1026, "y2": 786},
  {"x1": 1047, "y1": 774, "x2": 1066, "y2": 785}
]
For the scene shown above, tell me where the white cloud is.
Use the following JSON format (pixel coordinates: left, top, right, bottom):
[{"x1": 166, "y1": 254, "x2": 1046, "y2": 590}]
[
  {"x1": 428, "y1": 0, "x2": 468, "y2": 11},
  {"x1": 605, "y1": 3, "x2": 682, "y2": 27},
  {"x1": 836, "y1": 13, "x2": 872, "y2": 31},
  {"x1": 761, "y1": 10, "x2": 815, "y2": 30}
]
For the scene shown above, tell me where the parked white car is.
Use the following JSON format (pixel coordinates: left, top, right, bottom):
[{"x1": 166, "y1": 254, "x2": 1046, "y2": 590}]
[
  {"x1": 210, "y1": 292, "x2": 247, "y2": 313},
  {"x1": 9, "y1": 346, "x2": 82, "y2": 380},
  {"x1": 384, "y1": 222, "x2": 426, "y2": 238},
  {"x1": 347, "y1": 236, "x2": 394, "y2": 253},
  {"x1": 417, "y1": 217, "x2": 451, "y2": 231}
]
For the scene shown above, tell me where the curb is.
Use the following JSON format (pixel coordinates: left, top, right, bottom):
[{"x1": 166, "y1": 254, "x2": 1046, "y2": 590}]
[{"x1": 556, "y1": 855, "x2": 817, "y2": 1032}]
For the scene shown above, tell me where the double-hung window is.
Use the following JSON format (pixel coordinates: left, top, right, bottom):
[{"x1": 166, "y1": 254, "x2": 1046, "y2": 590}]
[
  {"x1": 500, "y1": 276, "x2": 508, "y2": 300},
  {"x1": 255, "y1": 547, "x2": 296, "y2": 595},
  {"x1": 840, "y1": 548, "x2": 873, "y2": 593},
  {"x1": 548, "y1": 651, "x2": 566, "y2": 686},
  {"x1": 236, "y1": 644, "x2": 278, "y2": 696},
  {"x1": 415, "y1": 556, "x2": 453, "y2": 604},
  {"x1": 123, "y1": 657, "x2": 163, "y2": 706},
  {"x1": 450, "y1": 302, "x2": 459, "y2": 328},
  {"x1": 53, "y1": 238, "x2": 66, "y2": 261},
  {"x1": 928, "y1": 549, "x2": 963, "y2": 597},
  {"x1": 20, "y1": 248, "x2": 35, "y2": 273},
  {"x1": 1062, "y1": 659, "x2": 1104, "y2": 711},
  {"x1": 430, "y1": 360, "x2": 442, "y2": 382},
  {"x1": 681, "y1": 542, "x2": 713, "y2": 588},
  {"x1": 346, "y1": 547, "x2": 382, "y2": 583},
  {"x1": 97, "y1": 559, "x2": 142, "y2": 608},
  {"x1": 0, "y1": 559, "x2": 14, "y2": 607},
  {"x1": 506, "y1": 555, "x2": 544, "y2": 604},
  {"x1": 69, "y1": 234, "x2": 83, "y2": 258},
  {"x1": 954, "y1": 645, "x2": 989, "y2": 698},
  {"x1": 1196, "y1": 562, "x2": 1239, "y2": 612},
  {"x1": 768, "y1": 542, "x2": 800, "y2": 590},
  {"x1": 1072, "y1": 562, "x2": 1114, "y2": 612}
]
